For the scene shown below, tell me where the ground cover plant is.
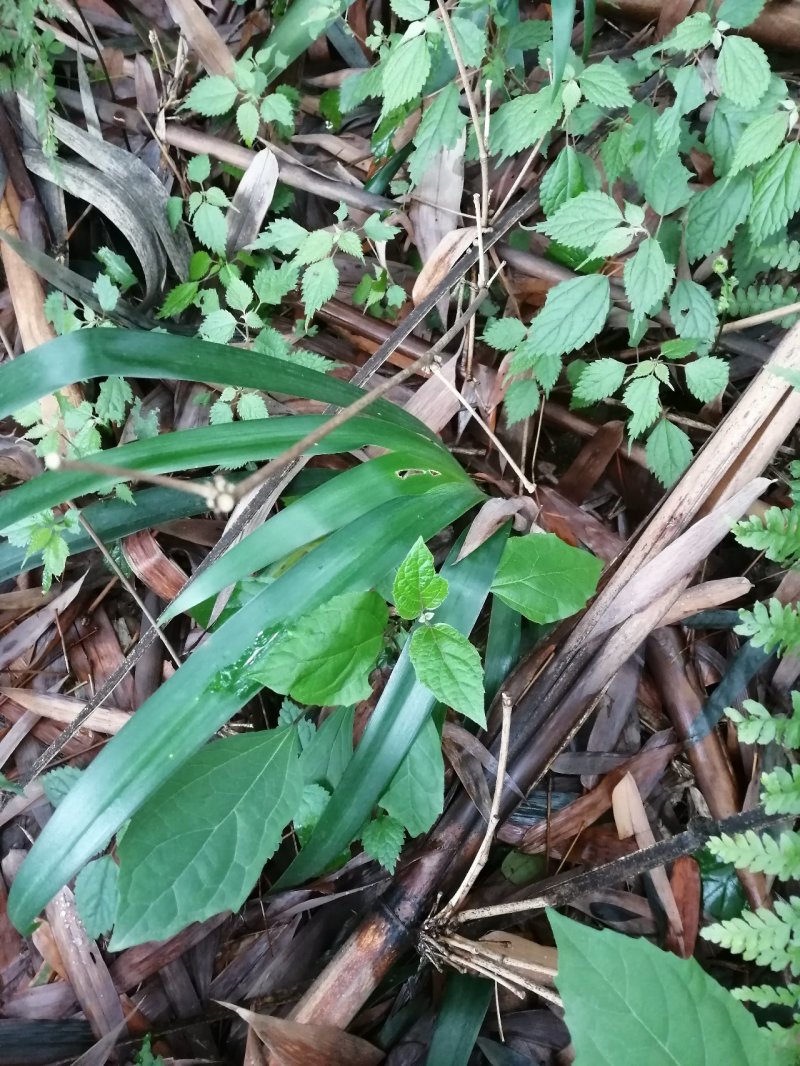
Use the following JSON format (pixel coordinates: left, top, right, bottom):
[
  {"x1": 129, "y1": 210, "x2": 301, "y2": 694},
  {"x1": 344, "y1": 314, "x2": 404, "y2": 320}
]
[{"x1": 1, "y1": 0, "x2": 800, "y2": 1062}]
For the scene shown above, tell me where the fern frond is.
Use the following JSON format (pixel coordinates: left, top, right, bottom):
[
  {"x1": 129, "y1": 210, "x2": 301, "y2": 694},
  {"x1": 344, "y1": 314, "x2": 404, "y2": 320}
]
[
  {"x1": 762, "y1": 765, "x2": 800, "y2": 815},
  {"x1": 733, "y1": 982, "x2": 800, "y2": 1009},
  {"x1": 754, "y1": 235, "x2": 800, "y2": 273},
  {"x1": 707, "y1": 830, "x2": 800, "y2": 880},
  {"x1": 726, "y1": 284, "x2": 800, "y2": 328},
  {"x1": 726, "y1": 695, "x2": 800, "y2": 749},
  {"x1": 735, "y1": 599, "x2": 800, "y2": 655},
  {"x1": 702, "y1": 896, "x2": 800, "y2": 972},
  {"x1": 733, "y1": 506, "x2": 800, "y2": 566}
]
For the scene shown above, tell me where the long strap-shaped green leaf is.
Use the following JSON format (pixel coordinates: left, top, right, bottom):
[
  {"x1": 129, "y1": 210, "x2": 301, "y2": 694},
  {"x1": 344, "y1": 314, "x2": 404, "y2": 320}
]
[
  {"x1": 0, "y1": 328, "x2": 430, "y2": 436},
  {"x1": 258, "y1": 0, "x2": 357, "y2": 84},
  {"x1": 0, "y1": 415, "x2": 459, "y2": 531},
  {"x1": 277, "y1": 526, "x2": 508, "y2": 888},
  {"x1": 7, "y1": 482, "x2": 482, "y2": 931}
]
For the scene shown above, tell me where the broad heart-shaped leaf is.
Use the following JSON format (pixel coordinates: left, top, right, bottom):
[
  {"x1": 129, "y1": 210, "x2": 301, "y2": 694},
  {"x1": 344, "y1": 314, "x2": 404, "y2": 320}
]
[
  {"x1": 248, "y1": 591, "x2": 388, "y2": 705},
  {"x1": 110, "y1": 729, "x2": 301, "y2": 948},
  {"x1": 490, "y1": 533, "x2": 602, "y2": 623},
  {"x1": 623, "y1": 238, "x2": 674, "y2": 320},
  {"x1": 379, "y1": 715, "x2": 444, "y2": 836},
  {"x1": 74, "y1": 856, "x2": 119, "y2": 940},
  {"x1": 549, "y1": 910, "x2": 789, "y2": 1066},
  {"x1": 525, "y1": 275, "x2": 611, "y2": 359},
  {"x1": 685, "y1": 171, "x2": 752, "y2": 262},
  {"x1": 393, "y1": 538, "x2": 449, "y2": 619},
  {"x1": 645, "y1": 419, "x2": 693, "y2": 488},
  {"x1": 277, "y1": 527, "x2": 508, "y2": 888},
  {"x1": 409, "y1": 623, "x2": 485, "y2": 726},
  {"x1": 8, "y1": 482, "x2": 481, "y2": 932}
]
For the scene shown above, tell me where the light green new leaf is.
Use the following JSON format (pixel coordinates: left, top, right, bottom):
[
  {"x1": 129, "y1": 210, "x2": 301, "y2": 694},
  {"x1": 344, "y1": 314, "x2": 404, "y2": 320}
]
[
  {"x1": 296, "y1": 229, "x2": 335, "y2": 265},
  {"x1": 526, "y1": 275, "x2": 611, "y2": 358},
  {"x1": 187, "y1": 153, "x2": 211, "y2": 183},
  {"x1": 600, "y1": 124, "x2": 635, "y2": 185},
  {"x1": 96, "y1": 376, "x2": 133, "y2": 425},
  {"x1": 579, "y1": 60, "x2": 632, "y2": 109},
  {"x1": 191, "y1": 202, "x2": 227, "y2": 254},
  {"x1": 258, "y1": 0, "x2": 355, "y2": 84},
  {"x1": 538, "y1": 190, "x2": 623, "y2": 249},
  {"x1": 111, "y1": 729, "x2": 301, "y2": 948},
  {"x1": 623, "y1": 238, "x2": 674, "y2": 320},
  {"x1": 410, "y1": 623, "x2": 485, "y2": 726},
  {"x1": 685, "y1": 355, "x2": 730, "y2": 402},
  {"x1": 540, "y1": 147, "x2": 600, "y2": 216},
  {"x1": 379, "y1": 715, "x2": 444, "y2": 835},
  {"x1": 717, "y1": 0, "x2": 767, "y2": 28},
  {"x1": 93, "y1": 274, "x2": 119, "y2": 313},
  {"x1": 250, "y1": 591, "x2": 388, "y2": 705},
  {"x1": 236, "y1": 101, "x2": 260, "y2": 146},
  {"x1": 550, "y1": 910, "x2": 789, "y2": 1066},
  {"x1": 483, "y1": 317, "x2": 527, "y2": 351},
  {"x1": 686, "y1": 171, "x2": 752, "y2": 261},
  {"x1": 661, "y1": 12, "x2": 715, "y2": 52},
  {"x1": 503, "y1": 379, "x2": 540, "y2": 425},
  {"x1": 490, "y1": 533, "x2": 602, "y2": 623},
  {"x1": 450, "y1": 17, "x2": 486, "y2": 68},
  {"x1": 393, "y1": 538, "x2": 449, "y2": 619},
  {"x1": 260, "y1": 93, "x2": 294, "y2": 126},
  {"x1": 74, "y1": 856, "x2": 119, "y2": 940},
  {"x1": 644, "y1": 153, "x2": 693, "y2": 215},
  {"x1": 258, "y1": 217, "x2": 308, "y2": 254},
  {"x1": 199, "y1": 309, "x2": 236, "y2": 344},
  {"x1": 574, "y1": 358, "x2": 626, "y2": 403},
  {"x1": 391, "y1": 0, "x2": 429, "y2": 18},
  {"x1": 490, "y1": 91, "x2": 563, "y2": 160},
  {"x1": 361, "y1": 815, "x2": 405, "y2": 873},
  {"x1": 301, "y1": 258, "x2": 339, "y2": 321},
  {"x1": 184, "y1": 75, "x2": 238, "y2": 116},
  {"x1": 729, "y1": 110, "x2": 788, "y2": 177},
  {"x1": 645, "y1": 419, "x2": 693, "y2": 488},
  {"x1": 623, "y1": 375, "x2": 661, "y2": 438},
  {"x1": 363, "y1": 213, "x2": 401, "y2": 242},
  {"x1": 718, "y1": 36, "x2": 770, "y2": 110},
  {"x1": 669, "y1": 279, "x2": 719, "y2": 354},
  {"x1": 382, "y1": 34, "x2": 431, "y2": 114},
  {"x1": 749, "y1": 142, "x2": 800, "y2": 243}
]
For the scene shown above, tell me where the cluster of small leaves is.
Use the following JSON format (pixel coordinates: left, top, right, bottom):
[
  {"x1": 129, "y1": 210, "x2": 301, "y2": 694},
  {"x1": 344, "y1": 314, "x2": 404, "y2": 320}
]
[
  {"x1": 44, "y1": 246, "x2": 137, "y2": 334},
  {"x1": 735, "y1": 598, "x2": 800, "y2": 655},
  {"x1": 2, "y1": 509, "x2": 80, "y2": 593},
  {"x1": 726, "y1": 695, "x2": 800, "y2": 749},
  {"x1": 703, "y1": 896, "x2": 800, "y2": 973},
  {"x1": 733, "y1": 506, "x2": 800, "y2": 566},
  {"x1": 0, "y1": 1, "x2": 64, "y2": 154}
]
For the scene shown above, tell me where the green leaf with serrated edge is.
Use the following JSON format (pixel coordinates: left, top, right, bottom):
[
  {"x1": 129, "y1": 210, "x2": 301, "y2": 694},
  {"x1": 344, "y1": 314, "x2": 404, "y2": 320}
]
[
  {"x1": 644, "y1": 153, "x2": 693, "y2": 215},
  {"x1": 296, "y1": 229, "x2": 335, "y2": 265},
  {"x1": 93, "y1": 274, "x2": 119, "y2": 313},
  {"x1": 74, "y1": 856, "x2": 118, "y2": 939},
  {"x1": 260, "y1": 93, "x2": 294, "y2": 126},
  {"x1": 574, "y1": 358, "x2": 626, "y2": 403},
  {"x1": 391, "y1": 0, "x2": 428, "y2": 18},
  {"x1": 697, "y1": 848, "x2": 746, "y2": 920},
  {"x1": 236, "y1": 393, "x2": 268, "y2": 420},
  {"x1": 623, "y1": 238, "x2": 674, "y2": 320},
  {"x1": 550, "y1": 910, "x2": 787, "y2": 1066},
  {"x1": 490, "y1": 533, "x2": 601, "y2": 623},
  {"x1": 187, "y1": 153, "x2": 210, "y2": 185},
  {"x1": 685, "y1": 355, "x2": 729, "y2": 402},
  {"x1": 661, "y1": 12, "x2": 715, "y2": 52},
  {"x1": 301, "y1": 258, "x2": 338, "y2": 321},
  {"x1": 450, "y1": 17, "x2": 486, "y2": 67},
  {"x1": 41, "y1": 766, "x2": 82, "y2": 807},
  {"x1": 504, "y1": 378, "x2": 540, "y2": 425},
  {"x1": 361, "y1": 815, "x2": 405, "y2": 873},
  {"x1": 336, "y1": 230, "x2": 363, "y2": 259},
  {"x1": 600, "y1": 123, "x2": 634, "y2": 185},
  {"x1": 379, "y1": 715, "x2": 444, "y2": 835},
  {"x1": 225, "y1": 276, "x2": 252, "y2": 312},
  {"x1": 410, "y1": 83, "x2": 467, "y2": 186},
  {"x1": 661, "y1": 338, "x2": 699, "y2": 360},
  {"x1": 363, "y1": 213, "x2": 400, "y2": 241},
  {"x1": 277, "y1": 528, "x2": 504, "y2": 888},
  {"x1": 507, "y1": 19, "x2": 553, "y2": 51},
  {"x1": 538, "y1": 190, "x2": 623, "y2": 249},
  {"x1": 540, "y1": 147, "x2": 588, "y2": 216},
  {"x1": 236, "y1": 101, "x2": 260, "y2": 146},
  {"x1": 718, "y1": 36, "x2": 770, "y2": 110},
  {"x1": 749, "y1": 142, "x2": 800, "y2": 243},
  {"x1": 301, "y1": 705, "x2": 354, "y2": 790},
  {"x1": 111, "y1": 729, "x2": 301, "y2": 948},
  {"x1": 157, "y1": 281, "x2": 199, "y2": 319},
  {"x1": 250, "y1": 591, "x2": 388, "y2": 705},
  {"x1": 95, "y1": 247, "x2": 136, "y2": 291},
  {"x1": 184, "y1": 76, "x2": 238, "y2": 116},
  {"x1": 393, "y1": 538, "x2": 448, "y2": 619},
  {"x1": 483, "y1": 317, "x2": 526, "y2": 351},
  {"x1": 489, "y1": 90, "x2": 562, "y2": 161},
  {"x1": 645, "y1": 419, "x2": 693, "y2": 488},
  {"x1": 410, "y1": 623, "x2": 485, "y2": 725},
  {"x1": 257, "y1": 217, "x2": 308, "y2": 253},
  {"x1": 729, "y1": 110, "x2": 788, "y2": 177},
  {"x1": 199, "y1": 309, "x2": 237, "y2": 344},
  {"x1": 525, "y1": 275, "x2": 610, "y2": 358},
  {"x1": 253, "y1": 261, "x2": 298, "y2": 304},
  {"x1": 670, "y1": 279, "x2": 719, "y2": 354},
  {"x1": 623, "y1": 375, "x2": 661, "y2": 438},
  {"x1": 294, "y1": 783, "x2": 329, "y2": 845},
  {"x1": 382, "y1": 34, "x2": 431, "y2": 115},
  {"x1": 686, "y1": 171, "x2": 752, "y2": 261},
  {"x1": 96, "y1": 376, "x2": 133, "y2": 425},
  {"x1": 191, "y1": 202, "x2": 226, "y2": 254},
  {"x1": 579, "y1": 60, "x2": 632, "y2": 109},
  {"x1": 717, "y1": 0, "x2": 767, "y2": 29}
]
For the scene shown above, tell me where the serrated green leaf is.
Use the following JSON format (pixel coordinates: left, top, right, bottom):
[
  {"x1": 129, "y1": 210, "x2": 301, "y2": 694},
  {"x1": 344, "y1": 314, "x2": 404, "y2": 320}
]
[
  {"x1": 296, "y1": 229, "x2": 335, "y2": 266},
  {"x1": 540, "y1": 147, "x2": 597, "y2": 216},
  {"x1": 600, "y1": 123, "x2": 635, "y2": 185},
  {"x1": 41, "y1": 766, "x2": 82, "y2": 807},
  {"x1": 623, "y1": 238, "x2": 674, "y2": 320},
  {"x1": 644, "y1": 153, "x2": 693, "y2": 215},
  {"x1": 490, "y1": 533, "x2": 602, "y2": 623},
  {"x1": 111, "y1": 729, "x2": 301, "y2": 948},
  {"x1": 450, "y1": 17, "x2": 486, "y2": 68},
  {"x1": 390, "y1": 0, "x2": 429, "y2": 18},
  {"x1": 670, "y1": 279, "x2": 719, "y2": 354},
  {"x1": 258, "y1": 217, "x2": 308, "y2": 254},
  {"x1": 409, "y1": 83, "x2": 467, "y2": 186},
  {"x1": 225, "y1": 276, "x2": 253, "y2": 312},
  {"x1": 749, "y1": 142, "x2": 800, "y2": 243},
  {"x1": 525, "y1": 275, "x2": 611, "y2": 358},
  {"x1": 645, "y1": 419, "x2": 693, "y2": 487},
  {"x1": 483, "y1": 317, "x2": 527, "y2": 351},
  {"x1": 236, "y1": 393, "x2": 268, "y2": 420},
  {"x1": 717, "y1": 0, "x2": 767, "y2": 29},
  {"x1": 184, "y1": 76, "x2": 238, "y2": 117},
  {"x1": 382, "y1": 34, "x2": 431, "y2": 115},
  {"x1": 96, "y1": 376, "x2": 133, "y2": 425},
  {"x1": 623, "y1": 375, "x2": 661, "y2": 438},
  {"x1": 729, "y1": 110, "x2": 788, "y2": 178},
  {"x1": 236, "y1": 100, "x2": 260, "y2": 146},
  {"x1": 74, "y1": 856, "x2": 118, "y2": 939},
  {"x1": 379, "y1": 715, "x2": 444, "y2": 835},
  {"x1": 686, "y1": 172, "x2": 752, "y2": 261},
  {"x1": 506, "y1": 19, "x2": 553, "y2": 51},
  {"x1": 191, "y1": 201, "x2": 227, "y2": 254},
  {"x1": 253, "y1": 261, "x2": 299, "y2": 304},
  {"x1": 92, "y1": 274, "x2": 119, "y2": 314},
  {"x1": 538, "y1": 190, "x2": 623, "y2": 249},
  {"x1": 490, "y1": 90, "x2": 563, "y2": 161},
  {"x1": 685, "y1": 355, "x2": 729, "y2": 402},
  {"x1": 157, "y1": 281, "x2": 199, "y2": 319},
  {"x1": 579, "y1": 60, "x2": 632, "y2": 109},
  {"x1": 199, "y1": 309, "x2": 237, "y2": 344},
  {"x1": 503, "y1": 378, "x2": 540, "y2": 425},
  {"x1": 336, "y1": 230, "x2": 364, "y2": 259},
  {"x1": 363, "y1": 213, "x2": 400, "y2": 242},
  {"x1": 574, "y1": 357, "x2": 626, "y2": 403},
  {"x1": 301, "y1": 258, "x2": 339, "y2": 321},
  {"x1": 294, "y1": 783, "x2": 330, "y2": 845},
  {"x1": 260, "y1": 93, "x2": 294, "y2": 126},
  {"x1": 409, "y1": 623, "x2": 485, "y2": 726},
  {"x1": 718, "y1": 36, "x2": 770, "y2": 110},
  {"x1": 550, "y1": 910, "x2": 784, "y2": 1066},
  {"x1": 251, "y1": 591, "x2": 387, "y2": 705},
  {"x1": 361, "y1": 814, "x2": 405, "y2": 873},
  {"x1": 187, "y1": 153, "x2": 210, "y2": 184},
  {"x1": 393, "y1": 537, "x2": 449, "y2": 619}
]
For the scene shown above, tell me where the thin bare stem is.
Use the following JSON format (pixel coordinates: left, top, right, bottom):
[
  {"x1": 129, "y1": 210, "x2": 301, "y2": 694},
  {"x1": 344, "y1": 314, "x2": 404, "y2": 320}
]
[
  {"x1": 721, "y1": 300, "x2": 800, "y2": 332},
  {"x1": 493, "y1": 136, "x2": 547, "y2": 219}
]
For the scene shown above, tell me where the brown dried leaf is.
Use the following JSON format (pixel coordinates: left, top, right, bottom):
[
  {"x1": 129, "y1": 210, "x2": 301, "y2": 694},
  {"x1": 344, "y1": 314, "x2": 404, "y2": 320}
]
[
  {"x1": 0, "y1": 688, "x2": 131, "y2": 735},
  {"x1": 226, "y1": 147, "x2": 279, "y2": 257},
  {"x1": 165, "y1": 0, "x2": 234, "y2": 76},
  {"x1": 411, "y1": 226, "x2": 475, "y2": 308}
]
